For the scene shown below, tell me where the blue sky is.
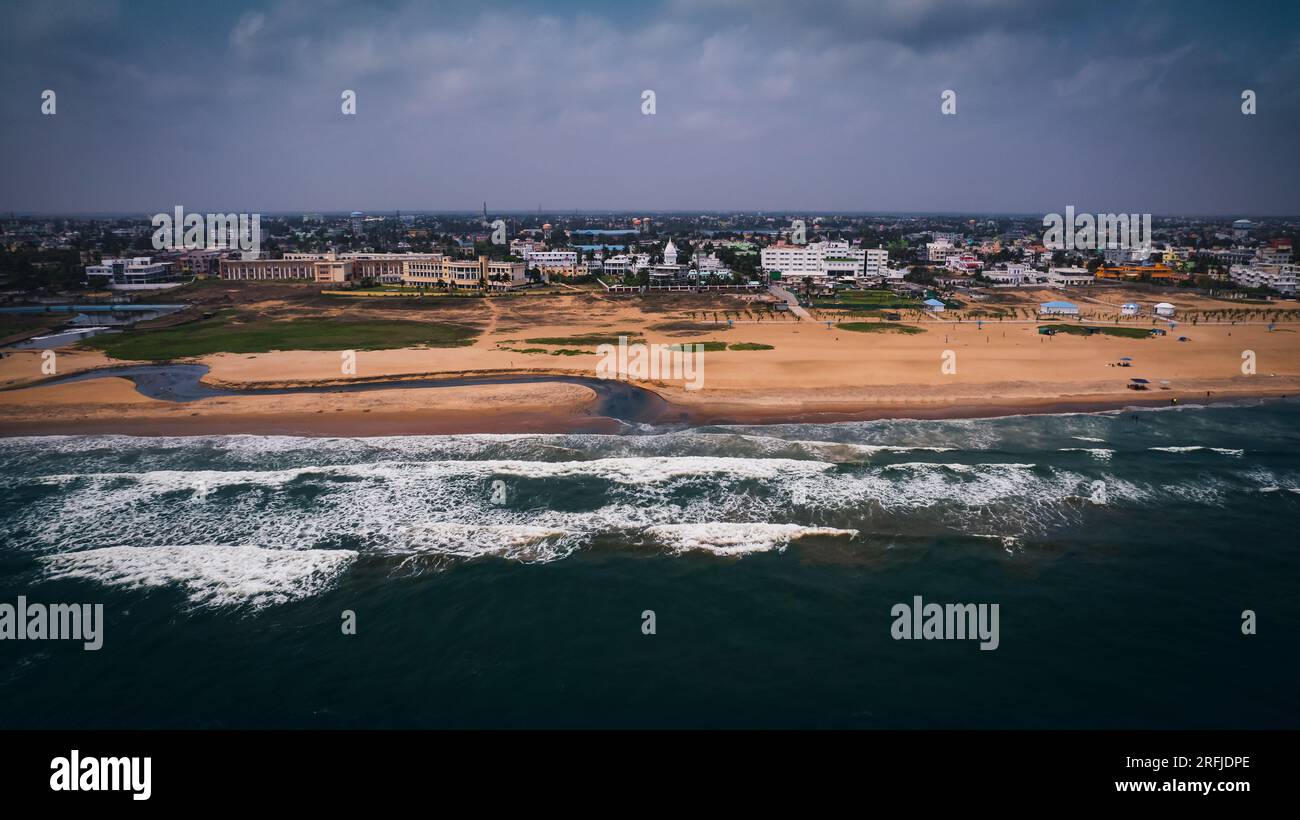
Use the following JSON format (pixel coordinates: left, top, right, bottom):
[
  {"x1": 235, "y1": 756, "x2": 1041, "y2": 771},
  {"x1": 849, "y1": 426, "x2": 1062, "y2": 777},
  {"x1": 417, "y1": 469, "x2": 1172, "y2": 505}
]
[{"x1": 1, "y1": 0, "x2": 1297, "y2": 215}]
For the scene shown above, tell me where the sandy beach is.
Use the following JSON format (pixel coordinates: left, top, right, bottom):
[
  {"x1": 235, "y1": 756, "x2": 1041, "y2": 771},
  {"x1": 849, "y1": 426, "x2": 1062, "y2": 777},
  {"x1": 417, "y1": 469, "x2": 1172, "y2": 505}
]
[{"x1": 2, "y1": 285, "x2": 1298, "y2": 435}]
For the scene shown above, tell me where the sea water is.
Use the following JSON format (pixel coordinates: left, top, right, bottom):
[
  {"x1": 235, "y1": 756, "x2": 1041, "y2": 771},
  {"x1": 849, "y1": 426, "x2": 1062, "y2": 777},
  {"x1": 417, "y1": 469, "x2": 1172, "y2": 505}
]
[{"x1": 1, "y1": 401, "x2": 1297, "y2": 728}]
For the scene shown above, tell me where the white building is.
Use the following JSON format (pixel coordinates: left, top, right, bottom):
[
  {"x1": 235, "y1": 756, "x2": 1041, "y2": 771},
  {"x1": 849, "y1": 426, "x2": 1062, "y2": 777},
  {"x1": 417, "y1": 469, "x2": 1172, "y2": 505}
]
[
  {"x1": 1153, "y1": 302, "x2": 1176, "y2": 317},
  {"x1": 1121, "y1": 302, "x2": 1140, "y2": 316},
  {"x1": 663, "y1": 240, "x2": 678, "y2": 266},
  {"x1": 760, "y1": 240, "x2": 870, "y2": 281},
  {"x1": 525, "y1": 250, "x2": 578, "y2": 269},
  {"x1": 603, "y1": 255, "x2": 632, "y2": 276},
  {"x1": 983, "y1": 262, "x2": 1035, "y2": 285},
  {"x1": 86, "y1": 257, "x2": 179, "y2": 289},
  {"x1": 1046, "y1": 267, "x2": 1094, "y2": 286},
  {"x1": 1229, "y1": 263, "x2": 1298, "y2": 294}
]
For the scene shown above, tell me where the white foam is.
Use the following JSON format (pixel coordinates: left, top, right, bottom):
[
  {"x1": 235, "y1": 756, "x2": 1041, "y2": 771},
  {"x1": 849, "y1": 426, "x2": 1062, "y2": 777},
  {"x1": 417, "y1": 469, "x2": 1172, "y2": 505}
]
[
  {"x1": 1058, "y1": 448, "x2": 1115, "y2": 461},
  {"x1": 643, "y1": 523, "x2": 858, "y2": 556},
  {"x1": 395, "y1": 523, "x2": 573, "y2": 562},
  {"x1": 40, "y1": 545, "x2": 356, "y2": 609},
  {"x1": 1149, "y1": 446, "x2": 1244, "y2": 455}
]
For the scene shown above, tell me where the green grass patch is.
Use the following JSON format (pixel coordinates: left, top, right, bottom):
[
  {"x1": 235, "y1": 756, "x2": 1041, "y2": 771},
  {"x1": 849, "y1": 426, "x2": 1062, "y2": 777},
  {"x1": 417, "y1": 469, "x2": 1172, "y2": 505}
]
[
  {"x1": 667, "y1": 341, "x2": 728, "y2": 352},
  {"x1": 1043, "y1": 325, "x2": 1152, "y2": 339},
  {"x1": 81, "y1": 314, "x2": 478, "y2": 359},
  {"x1": 523, "y1": 332, "x2": 642, "y2": 346},
  {"x1": 839, "y1": 322, "x2": 925, "y2": 334},
  {"x1": 727, "y1": 342, "x2": 774, "y2": 351}
]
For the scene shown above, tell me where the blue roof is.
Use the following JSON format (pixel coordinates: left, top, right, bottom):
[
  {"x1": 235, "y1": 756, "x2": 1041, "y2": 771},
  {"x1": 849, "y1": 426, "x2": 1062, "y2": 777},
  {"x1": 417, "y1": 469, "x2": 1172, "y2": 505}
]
[
  {"x1": 924, "y1": 298, "x2": 945, "y2": 306},
  {"x1": 1041, "y1": 301, "x2": 1077, "y2": 308},
  {"x1": 1123, "y1": 302, "x2": 1139, "y2": 307}
]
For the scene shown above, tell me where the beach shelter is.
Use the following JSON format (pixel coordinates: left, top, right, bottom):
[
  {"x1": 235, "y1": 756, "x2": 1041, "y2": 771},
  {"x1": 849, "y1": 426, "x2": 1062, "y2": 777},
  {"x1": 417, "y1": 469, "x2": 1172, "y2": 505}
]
[
  {"x1": 1039, "y1": 300, "x2": 1079, "y2": 315},
  {"x1": 924, "y1": 298, "x2": 946, "y2": 312},
  {"x1": 1128, "y1": 377, "x2": 1150, "y2": 391},
  {"x1": 1154, "y1": 302, "x2": 1176, "y2": 317}
]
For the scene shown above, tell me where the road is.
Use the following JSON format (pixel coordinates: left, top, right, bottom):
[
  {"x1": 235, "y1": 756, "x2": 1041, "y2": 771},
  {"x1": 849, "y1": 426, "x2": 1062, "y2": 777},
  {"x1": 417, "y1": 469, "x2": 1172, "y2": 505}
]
[{"x1": 768, "y1": 285, "x2": 812, "y2": 320}]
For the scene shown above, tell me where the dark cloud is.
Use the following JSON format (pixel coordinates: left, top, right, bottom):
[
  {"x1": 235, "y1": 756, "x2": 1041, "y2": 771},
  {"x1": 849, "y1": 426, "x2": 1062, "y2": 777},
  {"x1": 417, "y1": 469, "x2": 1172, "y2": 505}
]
[{"x1": 0, "y1": 0, "x2": 1296, "y2": 214}]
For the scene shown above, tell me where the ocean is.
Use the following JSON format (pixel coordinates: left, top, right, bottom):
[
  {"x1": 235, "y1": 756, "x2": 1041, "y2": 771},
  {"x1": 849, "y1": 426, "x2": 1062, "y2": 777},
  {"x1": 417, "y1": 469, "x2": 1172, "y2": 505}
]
[{"x1": 2, "y1": 401, "x2": 1297, "y2": 729}]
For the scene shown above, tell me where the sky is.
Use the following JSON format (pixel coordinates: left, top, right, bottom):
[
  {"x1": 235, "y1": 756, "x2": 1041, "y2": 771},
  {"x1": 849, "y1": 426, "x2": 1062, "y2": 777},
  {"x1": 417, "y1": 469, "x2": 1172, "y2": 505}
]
[{"x1": 1, "y1": 0, "x2": 1298, "y2": 216}]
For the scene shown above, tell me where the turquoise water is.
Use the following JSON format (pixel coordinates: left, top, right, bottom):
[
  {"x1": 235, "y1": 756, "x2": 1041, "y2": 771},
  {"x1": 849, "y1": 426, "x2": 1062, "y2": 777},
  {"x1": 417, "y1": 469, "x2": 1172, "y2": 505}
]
[{"x1": 1, "y1": 402, "x2": 1297, "y2": 728}]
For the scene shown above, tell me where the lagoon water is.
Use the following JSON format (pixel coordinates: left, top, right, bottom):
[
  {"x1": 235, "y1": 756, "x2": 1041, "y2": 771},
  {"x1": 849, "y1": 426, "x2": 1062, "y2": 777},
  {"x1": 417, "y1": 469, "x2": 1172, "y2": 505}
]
[{"x1": 1, "y1": 401, "x2": 1297, "y2": 728}]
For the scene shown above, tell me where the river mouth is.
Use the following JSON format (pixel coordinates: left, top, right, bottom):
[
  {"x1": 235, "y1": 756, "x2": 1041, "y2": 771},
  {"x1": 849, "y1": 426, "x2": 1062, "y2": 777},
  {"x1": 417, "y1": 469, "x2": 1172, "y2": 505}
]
[{"x1": 20, "y1": 364, "x2": 672, "y2": 425}]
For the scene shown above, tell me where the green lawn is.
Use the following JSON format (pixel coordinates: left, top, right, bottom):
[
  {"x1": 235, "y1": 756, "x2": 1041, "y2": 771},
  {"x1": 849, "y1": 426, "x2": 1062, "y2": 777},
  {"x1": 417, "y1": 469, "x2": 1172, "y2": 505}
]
[
  {"x1": 667, "y1": 341, "x2": 728, "y2": 352},
  {"x1": 727, "y1": 342, "x2": 774, "y2": 350},
  {"x1": 1043, "y1": 325, "x2": 1152, "y2": 339},
  {"x1": 80, "y1": 315, "x2": 478, "y2": 360},
  {"x1": 523, "y1": 332, "x2": 642, "y2": 346},
  {"x1": 839, "y1": 322, "x2": 925, "y2": 334}
]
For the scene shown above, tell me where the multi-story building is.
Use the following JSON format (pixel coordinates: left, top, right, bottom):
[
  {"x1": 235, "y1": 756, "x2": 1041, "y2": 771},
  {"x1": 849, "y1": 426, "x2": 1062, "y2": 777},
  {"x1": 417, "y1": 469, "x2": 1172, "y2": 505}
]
[
  {"x1": 525, "y1": 249, "x2": 577, "y2": 268},
  {"x1": 760, "y1": 240, "x2": 867, "y2": 280},
  {"x1": 603, "y1": 255, "x2": 633, "y2": 277},
  {"x1": 401, "y1": 256, "x2": 528, "y2": 290},
  {"x1": 1257, "y1": 239, "x2": 1294, "y2": 266},
  {"x1": 85, "y1": 257, "x2": 179, "y2": 289},
  {"x1": 1229, "y1": 263, "x2": 1298, "y2": 294},
  {"x1": 221, "y1": 252, "x2": 527, "y2": 290},
  {"x1": 926, "y1": 239, "x2": 957, "y2": 263},
  {"x1": 945, "y1": 253, "x2": 982, "y2": 274}
]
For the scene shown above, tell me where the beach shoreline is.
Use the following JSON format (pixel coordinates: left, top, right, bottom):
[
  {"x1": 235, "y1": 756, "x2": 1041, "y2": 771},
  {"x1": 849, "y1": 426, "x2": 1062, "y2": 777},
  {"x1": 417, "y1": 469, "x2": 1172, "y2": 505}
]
[{"x1": 0, "y1": 374, "x2": 1292, "y2": 437}]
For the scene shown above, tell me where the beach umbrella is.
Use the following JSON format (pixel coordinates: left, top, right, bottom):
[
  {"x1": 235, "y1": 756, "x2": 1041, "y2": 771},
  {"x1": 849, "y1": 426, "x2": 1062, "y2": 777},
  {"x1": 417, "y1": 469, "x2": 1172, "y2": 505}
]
[
  {"x1": 1130, "y1": 378, "x2": 1150, "y2": 384},
  {"x1": 1119, "y1": 357, "x2": 1133, "y2": 361}
]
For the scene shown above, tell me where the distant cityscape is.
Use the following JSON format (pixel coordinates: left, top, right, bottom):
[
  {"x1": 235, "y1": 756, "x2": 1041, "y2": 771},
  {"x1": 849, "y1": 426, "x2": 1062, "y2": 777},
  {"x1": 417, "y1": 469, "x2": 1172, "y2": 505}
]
[{"x1": 2, "y1": 210, "x2": 1295, "y2": 299}]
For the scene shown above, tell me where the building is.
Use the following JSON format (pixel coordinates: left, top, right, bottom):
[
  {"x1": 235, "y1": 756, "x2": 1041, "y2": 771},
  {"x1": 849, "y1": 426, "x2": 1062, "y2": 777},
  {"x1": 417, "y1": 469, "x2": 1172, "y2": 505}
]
[
  {"x1": 923, "y1": 298, "x2": 946, "y2": 312},
  {"x1": 85, "y1": 257, "x2": 180, "y2": 290},
  {"x1": 983, "y1": 262, "x2": 1035, "y2": 285},
  {"x1": 945, "y1": 253, "x2": 982, "y2": 274},
  {"x1": 926, "y1": 239, "x2": 958, "y2": 263},
  {"x1": 524, "y1": 250, "x2": 577, "y2": 269},
  {"x1": 603, "y1": 255, "x2": 633, "y2": 277},
  {"x1": 1046, "y1": 267, "x2": 1094, "y2": 286},
  {"x1": 350, "y1": 211, "x2": 364, "y2": 236},
  {"x1": 1039, "y1": 300, "x2": 1079, "y2": 316},
  {"x1": 663, "y1": 239, "x2": 679, "y2": 266},
  {"x1": 221, "y1": 252, "x2": 528, "y2": 290},
  {"x1": 1229, "y1": 263, "x2": 1299, "y2": 294},
  {"x1": 1096, "y1": 262, "x2": 1182, "y2": 283},
  {"x1": 760, "y1": 240, "x2": 868, "y2": 281},
  {"x1": 1121, "y1": 302, "x2": 1140, "y2": 317},
  {"x1": 402, "y1": 256, "x2": 527, "y2": 290},
  {"x1": 1153, "y1": 302, "x2": 1176, "y2": 317},
  {"x1": 1257, "y1": 239, "x2": 1294, "y2": 266}
]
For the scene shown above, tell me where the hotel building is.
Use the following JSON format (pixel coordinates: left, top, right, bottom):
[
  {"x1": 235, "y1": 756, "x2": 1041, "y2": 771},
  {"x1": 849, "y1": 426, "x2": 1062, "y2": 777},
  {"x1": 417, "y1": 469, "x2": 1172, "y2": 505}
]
[{"x1": 760, "y1": 240, "x2": 877, "y2": 281}]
